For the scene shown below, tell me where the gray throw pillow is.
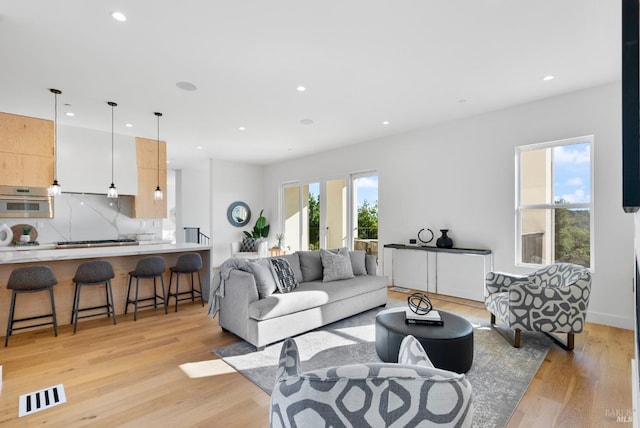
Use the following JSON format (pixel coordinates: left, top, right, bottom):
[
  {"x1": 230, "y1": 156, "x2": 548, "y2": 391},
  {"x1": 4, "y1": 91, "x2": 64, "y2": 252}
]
[
  {"x1": 349, "y1": 251, "x2": 367, "y2": 276},
  {"x1": 298, "y1": 250, "x2": 323, "y2": 282},
  {"x1": 246, "y1": 259, "x2": 278, "y2": 298},
  {"x1": 270, "y1": 258, "x2": 298, "y2": 293},
  {"x1": 320, "y1": 247, "x2": 354, "y2": 282}
]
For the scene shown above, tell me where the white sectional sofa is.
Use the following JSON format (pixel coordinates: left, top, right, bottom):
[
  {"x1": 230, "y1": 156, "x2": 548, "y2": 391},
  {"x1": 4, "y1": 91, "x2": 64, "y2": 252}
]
[{"x1": 216, "y1": 249, "x2": 388, "y2": 350}]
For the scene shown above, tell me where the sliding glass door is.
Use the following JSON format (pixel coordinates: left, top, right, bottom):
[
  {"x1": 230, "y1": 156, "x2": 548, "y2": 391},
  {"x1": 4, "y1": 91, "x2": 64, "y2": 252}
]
[
  {"x1": 282, "y1": 172, "x2": 377, "y2": 253},
  {"x1": 352, "y1": 174, "x2": 378, "y2": 256}
]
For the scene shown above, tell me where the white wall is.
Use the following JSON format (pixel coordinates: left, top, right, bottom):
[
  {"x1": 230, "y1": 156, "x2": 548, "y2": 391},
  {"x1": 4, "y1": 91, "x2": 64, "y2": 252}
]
[
  {"x1": 175, "y1": 159, "x2": 211, "y2": 245},
  {"x1": 211, "y1": 159, "x2": 265, "y2": 266},
  {"x1": 263, "y1": 82, "x2": 634, "y2": 329}
]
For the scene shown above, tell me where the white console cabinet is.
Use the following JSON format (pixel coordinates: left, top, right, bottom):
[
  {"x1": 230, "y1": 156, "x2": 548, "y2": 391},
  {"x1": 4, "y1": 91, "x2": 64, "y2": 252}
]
[{"x1": 384, "y1": 244, "x2": 493, "y2": 302}]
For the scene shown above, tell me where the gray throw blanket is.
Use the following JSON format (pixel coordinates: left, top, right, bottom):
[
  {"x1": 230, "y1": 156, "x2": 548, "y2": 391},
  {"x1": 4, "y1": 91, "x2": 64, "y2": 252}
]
[{"x1": 208, "y1": 258, "x2": 252, "y2": 318}]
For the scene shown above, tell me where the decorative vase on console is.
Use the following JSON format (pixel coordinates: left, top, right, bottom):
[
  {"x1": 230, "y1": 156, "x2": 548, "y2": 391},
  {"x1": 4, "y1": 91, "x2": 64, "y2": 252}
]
[{"x1": 436, "y1": 229, "x2": 453, "y2": 248}]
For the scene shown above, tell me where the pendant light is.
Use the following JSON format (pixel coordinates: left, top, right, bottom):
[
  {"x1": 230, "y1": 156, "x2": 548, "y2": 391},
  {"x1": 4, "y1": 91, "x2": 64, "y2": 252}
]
[
  {"x1": 107, "y1": 101, "x2": 118, "y2": 198},
  {"x1": 49, "y1": 88, "x2": 62, "y2": 196},
  {"x1": 153, "y1": 112, "x2": 163, "y2": 201}
]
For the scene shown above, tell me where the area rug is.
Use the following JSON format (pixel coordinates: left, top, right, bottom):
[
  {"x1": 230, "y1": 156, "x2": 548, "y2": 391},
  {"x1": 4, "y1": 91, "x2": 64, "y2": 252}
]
[{"x1": 213, "y1": 300, "x2": 553, "y2": 428}]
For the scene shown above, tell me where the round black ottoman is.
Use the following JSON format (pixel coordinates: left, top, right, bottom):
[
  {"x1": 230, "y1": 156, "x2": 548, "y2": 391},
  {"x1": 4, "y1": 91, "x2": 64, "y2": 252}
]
[{"x1": 375, "y1": 306, "x2": 474, "y2": 373}]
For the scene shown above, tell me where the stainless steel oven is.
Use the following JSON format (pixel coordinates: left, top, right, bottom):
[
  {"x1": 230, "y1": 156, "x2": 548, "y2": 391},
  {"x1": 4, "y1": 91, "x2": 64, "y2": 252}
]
[{"x1": 0, "y1": 186, "x2": 53, "y2": 218}]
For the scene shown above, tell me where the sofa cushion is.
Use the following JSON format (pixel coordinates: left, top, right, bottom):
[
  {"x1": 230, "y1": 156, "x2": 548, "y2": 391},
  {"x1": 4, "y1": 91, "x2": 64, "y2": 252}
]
[
  {"x1": 249, "y1": 275, "x2": 387, "y2": 321},
  {"x1": 321, "y1": 248, "x2": 354, "y2": 282},
  {"x1": 349, "y1": 250, "x2": 367, "y2": 276},
  {"x1": 246, "y1": 259, "x2": 278, "y2": 298},
  {"x1": 269, "y1": 258, "x2": 298, "y2": 293},
  {"x1": 297, "y1": 251, "x2": 323, "y2": 282}
]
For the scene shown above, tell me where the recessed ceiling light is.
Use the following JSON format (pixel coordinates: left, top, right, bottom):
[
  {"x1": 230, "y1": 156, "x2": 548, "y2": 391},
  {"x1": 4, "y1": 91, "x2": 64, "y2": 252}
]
[
  {"x1": 176, "y1": 81, "x2": 197, "y2": 91},
  {"x1": 296, "y1": 85, "x2": 306, "y2": 92},
  {"x1": 543, "y1": 75, "x2": 554, "y2": 81},
  {"x1": 125, "y1": 123, "x2": 133, "y2": 127},
  {"x1": 196, "y1": 146, "x2": 203, "y2": 150},
  {"x1": 238, "y1": 126, "x2": 246, "y2": 131},
  {"x1": 382, "y1": 121, "x2": 389, "y2": 126},
  {"x1": 65, "y1": 112, "x2": 75, "y2": 117},
  {"x1": 112, "y1": 12, "x2": 127, "y2": 22},
  {"x1": 299, "y1": 119, "x2": 314, "y2": 125}
]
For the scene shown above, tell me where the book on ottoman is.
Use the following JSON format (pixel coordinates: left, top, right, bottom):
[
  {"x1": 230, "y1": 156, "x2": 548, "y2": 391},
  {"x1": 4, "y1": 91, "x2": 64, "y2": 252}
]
[{"x1": 404, "y1": 308, "x2": 444, "y2": 326}]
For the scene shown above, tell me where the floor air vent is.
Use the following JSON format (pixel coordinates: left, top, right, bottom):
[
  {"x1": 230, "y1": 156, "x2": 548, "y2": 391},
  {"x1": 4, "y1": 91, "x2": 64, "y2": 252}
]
[{"x1": 19, "y1": 384, "x2": 67, "y2": 417}]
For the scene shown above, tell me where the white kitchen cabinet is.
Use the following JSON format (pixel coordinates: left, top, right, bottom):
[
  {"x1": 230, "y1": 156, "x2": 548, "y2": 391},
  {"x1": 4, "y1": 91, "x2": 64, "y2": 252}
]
[
  {"x1": 57, "y1": 125, "x2": 138, "y2": 195},
  {"x1": 384, "y1": 244, "x2": 493, "y2": 302}
]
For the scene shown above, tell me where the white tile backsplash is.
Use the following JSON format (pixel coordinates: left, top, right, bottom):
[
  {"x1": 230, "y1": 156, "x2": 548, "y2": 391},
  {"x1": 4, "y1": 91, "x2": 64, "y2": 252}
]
[{"x1": 0, "y1": 193, "x2": 162, "y2": 244}]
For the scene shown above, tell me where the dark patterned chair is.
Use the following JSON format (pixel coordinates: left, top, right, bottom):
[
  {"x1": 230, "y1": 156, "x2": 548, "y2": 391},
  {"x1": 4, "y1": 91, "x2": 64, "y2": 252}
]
[
  {"x1": 485, "y1": 263, "x2": 591, "y2": 350},
  {"x1": 270, "y1": 335, "x2": 473, "y2": 427}
]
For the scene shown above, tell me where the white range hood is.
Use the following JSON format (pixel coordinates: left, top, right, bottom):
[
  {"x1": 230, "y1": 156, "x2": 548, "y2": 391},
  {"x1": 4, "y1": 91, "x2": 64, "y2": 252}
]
[{"x1": 57, "y1": 125, "x2": 138, "y2": 196}]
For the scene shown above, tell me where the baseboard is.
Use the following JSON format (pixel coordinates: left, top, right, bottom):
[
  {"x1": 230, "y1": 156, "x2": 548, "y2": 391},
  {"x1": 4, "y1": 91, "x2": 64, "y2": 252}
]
[{"x1": 586, "y1": 311, "x2": 634, "y2": 330}]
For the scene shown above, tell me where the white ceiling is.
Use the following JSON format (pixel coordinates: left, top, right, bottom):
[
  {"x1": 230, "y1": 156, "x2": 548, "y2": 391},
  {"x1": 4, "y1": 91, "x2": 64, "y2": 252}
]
[{"x1": 0, "y1": 1, "x2": 621, "y2": 169}]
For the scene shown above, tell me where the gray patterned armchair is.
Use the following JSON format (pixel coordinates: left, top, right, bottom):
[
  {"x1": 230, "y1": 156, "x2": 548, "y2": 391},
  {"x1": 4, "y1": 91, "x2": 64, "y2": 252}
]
[
  {"x1": 270, "y1": 335, "x2": 473, "y2": 427},
  {"x1": 485, "y1": 263, "x2": 591, "y2": 350}
]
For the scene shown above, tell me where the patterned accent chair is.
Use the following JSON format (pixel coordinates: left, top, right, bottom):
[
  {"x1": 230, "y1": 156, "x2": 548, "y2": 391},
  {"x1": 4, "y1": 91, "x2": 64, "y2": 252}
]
[
  {"x1": 270, "y1": 335, "x2": 473, "y2": 427},
  {"x1": 485, "y1": 263, "x2": 591, "y2": 350}
]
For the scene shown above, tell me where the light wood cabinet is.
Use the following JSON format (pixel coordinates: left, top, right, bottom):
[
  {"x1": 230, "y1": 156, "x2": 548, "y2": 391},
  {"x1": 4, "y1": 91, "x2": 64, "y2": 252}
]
[
  {"x1": 0, "y1": 112, "x2": 53, "y2": 187},
  {"x1": 133, "y1": 137, "x2": 167, "y2": 218}
]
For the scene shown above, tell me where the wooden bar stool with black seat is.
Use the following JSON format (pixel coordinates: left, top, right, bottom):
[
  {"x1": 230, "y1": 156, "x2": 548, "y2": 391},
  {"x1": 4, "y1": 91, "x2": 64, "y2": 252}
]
[
  {"x1": 167, "y1": 252, "x2": 204, "y2": 312},
  {"x1": 5, "y1": 265, "x2": 58, "y2": 347},
  {"x1": 71, "y1": 260, "x2": 116, "y2": 333},
  {"x1": 125, "y1": 256, "x2": 168, "y2": 321}
]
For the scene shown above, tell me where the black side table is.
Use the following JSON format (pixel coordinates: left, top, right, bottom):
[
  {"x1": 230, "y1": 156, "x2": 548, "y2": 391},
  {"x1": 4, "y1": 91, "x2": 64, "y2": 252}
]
[{"x1": 375, "y1": 306, "x2": 474, "y2": 373}]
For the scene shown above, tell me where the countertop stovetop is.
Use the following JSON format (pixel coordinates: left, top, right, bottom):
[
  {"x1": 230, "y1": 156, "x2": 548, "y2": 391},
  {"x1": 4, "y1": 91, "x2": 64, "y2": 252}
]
[{"x1": 55, "y1": 239, "x2": 140, "y2": 249}]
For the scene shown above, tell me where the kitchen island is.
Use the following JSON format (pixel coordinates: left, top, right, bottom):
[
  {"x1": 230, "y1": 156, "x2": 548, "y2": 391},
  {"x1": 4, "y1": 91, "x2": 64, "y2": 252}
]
[{"x1": 0, "y1": 243, "x2": 212, "y2": 337}]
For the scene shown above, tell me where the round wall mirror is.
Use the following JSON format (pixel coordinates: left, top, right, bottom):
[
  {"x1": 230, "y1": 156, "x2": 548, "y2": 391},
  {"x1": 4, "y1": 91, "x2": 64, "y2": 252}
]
[{"x1": 227, "y1": 201, "x2": 251, "y2": 227}]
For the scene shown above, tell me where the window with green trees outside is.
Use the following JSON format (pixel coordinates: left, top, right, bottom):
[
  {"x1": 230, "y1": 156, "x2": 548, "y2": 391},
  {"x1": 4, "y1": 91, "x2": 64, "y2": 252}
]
[{"x1": 516, "y1": 136, "x2": 592, "y2": 268}]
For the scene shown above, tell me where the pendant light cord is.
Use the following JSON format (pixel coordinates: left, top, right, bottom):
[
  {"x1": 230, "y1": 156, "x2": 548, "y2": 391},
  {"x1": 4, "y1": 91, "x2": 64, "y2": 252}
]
[
  {"x1": 53, "y1": 90, "x2": 58, "y2": 180},
  {"x1": 157, "y1": 114, "x2": 160, "y2": 186},
  {"x1": 111, "y1": 103, "x2": 114, "y2": 183}
]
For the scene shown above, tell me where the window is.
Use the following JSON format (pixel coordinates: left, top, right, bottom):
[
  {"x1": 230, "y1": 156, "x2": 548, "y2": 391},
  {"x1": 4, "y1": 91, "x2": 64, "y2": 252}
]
[
  {"x1": 516, "y1": 136, "x2": 592, "y2": 268},
  {"x1": 281, "y1": 172, "x2": 378, "y2": 254}
]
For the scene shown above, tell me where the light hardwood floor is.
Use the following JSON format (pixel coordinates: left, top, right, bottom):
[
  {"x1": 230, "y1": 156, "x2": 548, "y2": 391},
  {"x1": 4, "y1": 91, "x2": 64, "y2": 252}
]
[{"x1": 0, "y1": 289, "x2": 633, "y2": 427}]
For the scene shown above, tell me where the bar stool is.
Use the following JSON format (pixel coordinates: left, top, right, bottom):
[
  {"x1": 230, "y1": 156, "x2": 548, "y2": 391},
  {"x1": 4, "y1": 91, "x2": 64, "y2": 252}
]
[
  {"x1": 167, "y1": 253, "x2": 204, "y2": 312},
  {"x1": 125, "y1": 256, "x2": 167, "y2": 321},
  {"x1": 71, "y1": 260, "x2": 116, "y2": 333},
  {"x1": 5, "y1": 265, "x2": 58, "y2": 347}
]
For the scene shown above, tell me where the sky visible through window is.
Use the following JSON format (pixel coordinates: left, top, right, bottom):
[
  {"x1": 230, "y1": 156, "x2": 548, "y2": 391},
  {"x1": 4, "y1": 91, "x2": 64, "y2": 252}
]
[
  {"x1": 553, "y1": 142, "x2": 590, "y2": 203},
  {"x1": 308, "y1": 177, "x2": 378, "y2": 207},
  {"x1": 355, "y1": 176, "x2": 378, "y2": 207}
]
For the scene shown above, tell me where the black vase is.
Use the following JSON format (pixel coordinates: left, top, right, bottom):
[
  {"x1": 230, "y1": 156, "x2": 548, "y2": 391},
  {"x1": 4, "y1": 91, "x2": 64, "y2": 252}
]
[{"x1": 436, "y1": 229, "x2": 454, "y2": 248}]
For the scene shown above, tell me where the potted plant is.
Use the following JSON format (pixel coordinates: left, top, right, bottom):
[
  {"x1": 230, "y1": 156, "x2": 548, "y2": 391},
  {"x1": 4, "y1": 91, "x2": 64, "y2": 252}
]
[
  {"x1": 20, "y1": 226, "x2": 31, "y2": 243},
  {"x1": 276, "y1": 233, "x2": 285, "y2": 248},
  {"x1": 243, "y1": 209, "x2": 270, "y2": 240}
]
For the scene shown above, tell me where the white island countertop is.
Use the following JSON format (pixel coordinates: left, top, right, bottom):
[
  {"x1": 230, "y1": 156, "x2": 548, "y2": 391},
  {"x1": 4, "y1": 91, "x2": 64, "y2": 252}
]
[{"x1": 0, "y1": 243, "x2": 212, "y2": 265}]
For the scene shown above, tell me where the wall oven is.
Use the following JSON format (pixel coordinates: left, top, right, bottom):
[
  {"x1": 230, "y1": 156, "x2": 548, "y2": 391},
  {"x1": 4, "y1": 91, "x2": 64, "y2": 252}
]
[{"x1": 0, "y1": 186, "x2": 53, "y2": 218}]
